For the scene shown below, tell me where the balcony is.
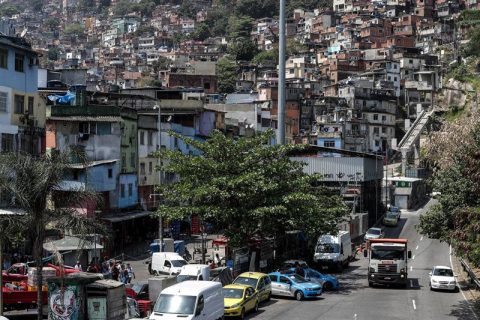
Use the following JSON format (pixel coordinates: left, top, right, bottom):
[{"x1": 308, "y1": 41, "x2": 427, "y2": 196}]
[
  {"x1": 404, "y1": 81, "x2": 433, "y2": 91},
  {"x1": 49, "y1": 105, "x2": 121, "y2": 117}
]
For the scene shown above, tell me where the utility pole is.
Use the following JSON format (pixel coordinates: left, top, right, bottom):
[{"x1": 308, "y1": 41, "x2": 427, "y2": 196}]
[
  {"x1": 155, "y1": 104, "x2": 164, "y2": 252},
  {"x1": 385, "y1": 145, "x2": 389, "y2": 209},
  {"x1": 277, "y1": 0, "x2": 286, "y2": 145}
]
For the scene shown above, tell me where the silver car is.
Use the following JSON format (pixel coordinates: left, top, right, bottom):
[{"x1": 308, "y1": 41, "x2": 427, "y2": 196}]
[{"x1": 364, "y1": 227, "x2": 384, "y2": 242}]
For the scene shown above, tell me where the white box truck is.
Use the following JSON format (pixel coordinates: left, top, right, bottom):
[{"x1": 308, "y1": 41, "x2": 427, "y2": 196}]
[
  {"x1": 151, "y1": 252, "x2": 187, "y2": 276},
  {"x1": 177, "y1": 264, "x2": 210, "y2": 283},
  {"x1": 149, "y1": 280, "x2": 224, "y2": 320},
  {"x1": 313, "y1": 231, "x2": 353, "y2": 271}
]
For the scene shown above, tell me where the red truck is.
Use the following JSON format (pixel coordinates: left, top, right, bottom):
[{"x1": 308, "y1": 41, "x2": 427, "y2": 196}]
[
  {"x1": 2, "y1": 263, "x2": 80, "y2": 284},
  {"x1": 2, "y1": 283, "x2": 48, "y2": 311}
]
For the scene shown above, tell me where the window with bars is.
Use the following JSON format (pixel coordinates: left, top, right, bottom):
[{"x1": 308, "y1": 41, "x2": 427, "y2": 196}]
[
  {"x1": 14, "y1": 95, "x2": 24, "y2": 114},
  {"x1": 0, "y1": 49, "x2": 7, "y2": 69},
  {"x1": 0, "y1": 92, "x2": 7, "y2": 112},
  {"x1": 14, "y1": 53, "x2": 24, "y2": 72}
]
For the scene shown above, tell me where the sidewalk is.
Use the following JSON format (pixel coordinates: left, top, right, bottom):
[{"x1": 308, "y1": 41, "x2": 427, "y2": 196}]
[{"x1": 451, "y1": 254, "x2": 480, "y2": 313}]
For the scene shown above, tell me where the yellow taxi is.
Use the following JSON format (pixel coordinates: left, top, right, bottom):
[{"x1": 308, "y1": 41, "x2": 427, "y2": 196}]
[
  {"x1": 223, "y1": 284, "x2": 259, "y2": 319},
  {"x1": 232, "y1": 272, "x2": 272, "y2": 303}
]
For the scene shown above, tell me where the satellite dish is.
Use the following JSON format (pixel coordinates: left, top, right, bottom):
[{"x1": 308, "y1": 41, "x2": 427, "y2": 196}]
[{"x1": 20, "y1": 29, "x2": 27, "y2": 38}]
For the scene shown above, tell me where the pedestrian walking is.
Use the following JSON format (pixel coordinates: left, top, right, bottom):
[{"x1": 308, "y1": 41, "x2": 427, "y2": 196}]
[
  {"x1": 111, "y1": 262, "x2": 119, "y2": 281},
  {"x1": 126, "y1": 263, "x2": 135, "y2": 283}
]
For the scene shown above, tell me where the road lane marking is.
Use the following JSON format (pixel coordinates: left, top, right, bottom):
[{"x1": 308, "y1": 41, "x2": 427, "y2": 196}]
[
  {"x1": 416, "y1": 245, "x2": 419, "y2": 250},
  {"x1": 420, "y1": 236, "x2": 423, "y2": 241},
  {"x1": 450, "y1": 245, "x2": 479, "y2": 320},
  {"x1": 354, "y1": 314, "x2": 357, "y2": 320},
  {"x1": 412, "y1": 255, "x2": 415, "y2": 260},
  {"x1": 410, "y1": 279, "x2": 414, "y2": 288},
  {"x1": 410, "y1": 266, "x2": 413, "y2": 271},
  {"x1": 412, "y1": 299, "x2": 416, "y2": 310}
]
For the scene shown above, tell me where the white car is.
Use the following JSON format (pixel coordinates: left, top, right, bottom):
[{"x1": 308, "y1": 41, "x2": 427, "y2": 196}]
[
  {"x1": 364, "y1": 227, "x2": 384, "y2": 242},
  {"x1": 429, "y1": 266, "x2": 458, "y2": 291}
]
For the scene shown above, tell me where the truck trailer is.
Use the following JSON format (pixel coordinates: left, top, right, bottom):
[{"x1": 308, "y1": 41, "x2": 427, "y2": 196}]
[{"x1": 364, "y1": 238, "x2": 412, "y2": 287}]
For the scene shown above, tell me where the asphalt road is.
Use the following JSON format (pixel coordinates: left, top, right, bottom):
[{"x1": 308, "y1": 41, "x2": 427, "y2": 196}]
[{"x1": 242, "y1": 200, "x2": 479, "y2": 320}]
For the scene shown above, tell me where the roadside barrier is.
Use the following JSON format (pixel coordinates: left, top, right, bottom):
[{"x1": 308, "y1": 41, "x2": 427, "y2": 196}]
[{"x1": 460, "y1": 258, "x2": 480, "y2": 290}]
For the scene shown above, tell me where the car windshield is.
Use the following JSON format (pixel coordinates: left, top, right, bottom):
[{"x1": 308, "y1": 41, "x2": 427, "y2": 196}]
[
  {"x1": 171, "y1": 260, "x2": 188, "y2": 268},
  {"x1": 153, "y1": 294, "x2": 196, "y2": 315},
  {"x1": 368, "y1": 228, "x2": 382, "y2": 235},
  {"x1": 234, "y1": 277, "x2": 258, "y2": 288},
  {"x1": 386, "y1": 212, "x2": 398, "y2": 219},
  {"x1": 389, "y1": 207, "x2": 399, "y2": 212},
  {"x1": 223, "y1": 288, "x2": 244, "y2": 299},
  {"x1": 433, "y1": 268, "x2": 453, "y2": 277},
  {"x1": 176, "y1": 275, "x2": 197, "y2": 283},
  {"x1": 131, "y1": 284, "x2": 144, "y2": 294},
  {"x1": 305, "y1": 269, "x2": 322, "y2": 278},
  {"x1": 371, "y1": 247, "x2": 405, "y2": 260},
  {"x1": 316, "y1": 243, "x2": 340, "y2": 253},
  {"x1": 288, "y1": 274, "x2": 307, "y2": 283}
]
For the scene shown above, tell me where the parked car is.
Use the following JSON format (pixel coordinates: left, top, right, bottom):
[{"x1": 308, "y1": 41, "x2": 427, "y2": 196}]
[
  {"x1": 125, "y1": 281, "x2": 149, "y2": 301},
  {"x1": 223, "y1": 284, "x2": 259, "y2": 319},
  {"x1": 232, "y1": 272, "x2": 271, "y2": 303},
  {"x1": 286, "y1": 267, "x2": 339, "y2": 291},
  {"x1": 388, "y1": 205, "x2": 401, "y2": 219},
  {"x1": 383, "y1": 211, "x2": 400, "y2": 227},
  {"x1": 364, "y1": 227, "x2": 384, "y2": 242},
  {"x1": 429, "y1": 266, "x2": 458, "y2": 291},
  {"x1": 268, "y1": 272, "x2": 322, "y2": 301}
]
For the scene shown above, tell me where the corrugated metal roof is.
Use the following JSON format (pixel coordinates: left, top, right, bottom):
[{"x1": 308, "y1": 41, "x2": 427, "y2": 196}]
[
  {"x1": 48, "y1": 116, "x2": 122, "y2": 122},
  {"x1": 100, "y1": 211, "x2": 152, "y2": 223},
  {"x1": 43, "y1": 236, "x2": 104, "y2": 251},
  {"x1": 69, "y1": 159, "x2": 118, "y2": 169}
]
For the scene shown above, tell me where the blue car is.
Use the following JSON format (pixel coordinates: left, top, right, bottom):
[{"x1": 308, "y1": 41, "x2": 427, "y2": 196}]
[
  {"x1": 286, "y1": 267, "x2": 339, "y2": 291},
  {"x1": 268, "y1": 272, "x2": 322, "y2": 301}
]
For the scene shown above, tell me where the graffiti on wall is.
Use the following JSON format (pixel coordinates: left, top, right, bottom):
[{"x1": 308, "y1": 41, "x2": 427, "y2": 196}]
[{"x1": 48, "y1": 283, "x2": 80, "y2": 320}]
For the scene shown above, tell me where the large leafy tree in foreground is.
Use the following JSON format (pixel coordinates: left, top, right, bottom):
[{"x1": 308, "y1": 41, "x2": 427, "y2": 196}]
[
  {"x1": 418, "y1": 116, "x2": 480, "y2": 264},
  {"x1": 155, "y1": 130, "x2": 348, "y2": 248},
  {"x1": 0, "y1": 152, "x2": 103, "y2": 320}
]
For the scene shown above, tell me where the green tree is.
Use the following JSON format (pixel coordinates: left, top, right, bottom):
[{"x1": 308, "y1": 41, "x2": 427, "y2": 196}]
[
  {"x1": 0, "y1": 152, "x2": 104, "y2": 320},
  {"x1": 179, "y1": 0, "x2": 196, "y2": 18},
  {"x1": 287, "y1": 38, "x2": 309, "y2": 56},
  {"x1": 234, "y1": 0, "x2": 278, "y2": 19},
  {"x1": 253, "y1": 49, "x2": 279, "y2": 65},
  {"x1": 45, "y1": 18, "x2": 60, "y2": 31},
  {"x1": 47, "y1": 48, "x2": 60, "y2": 61},
  {"x1": 217, "y1": 56, "x2": 237, "y2": 93},
  {"x1": 64, "y1": 23, "x2": 85, "y2": 36},
  {"x1": 0, "y1": 4, "x2": 20, "y2": 17},
  {"x1": 154, "y1": 130, "x2": 348, "y2": 248},
  {"x1": 190, "y1": 23, "x2": 211, "y2": 41},
  {"x1": 114, "y1": 0, "x2": 134, "y2": 16},
  {"x1": 227, "y1": 15, "x2": 254, "y2": 39},
  {"x1": 205, "y1": 7, "x2": 229, "y2": 37},
  {"x1": 227, "y1": 37, "x2": 258, "y2": 61},
  {"x1": 462, "y1": 27, "x2": 480, "y2": 58}
]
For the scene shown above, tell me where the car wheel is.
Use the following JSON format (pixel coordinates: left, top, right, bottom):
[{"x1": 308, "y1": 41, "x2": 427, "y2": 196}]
[
  {"x1": 240, "y1": 308, "x2": 245, "y2": 320},
  {"x1": 148, "y1": 263, "x2": 152, "y2": 275},
  {"x1": 295, "y1": 290, "x2": 304, "y2": 301},
  {"x1": 454, "y1": 286, "x2": 460, "y2": 293},
  {"x1": 368, "y1": 281, "x2": 374, "y2": 287},
  {"x1": 254, "y1": 301, "x2": 259, "y2": 312},
  {"x1": 154, "y1": 270, "x2": 160, "y2": 276},
  {"x1": 266, "y1": 292, "x2": 271, "y2": 302},
  {"x1": 337, "y1": 262, "x2": 343, "y2": 272},
  {"x1": 323, "y1": 281, "x2": 333, "y2": 291}
]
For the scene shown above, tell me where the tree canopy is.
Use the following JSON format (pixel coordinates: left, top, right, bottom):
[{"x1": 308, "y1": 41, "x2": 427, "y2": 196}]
[
  {"x1": 417, "y1": 116, "x2": 480, "y2": 264},
  {"x1": 154, "y1": 130, "x2": 348, "y2": 248},
  {"x1": 217, "y1": 56, "x2": 238, "y2": 93}
]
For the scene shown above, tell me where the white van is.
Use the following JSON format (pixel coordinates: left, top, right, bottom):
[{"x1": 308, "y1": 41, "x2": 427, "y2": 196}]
[
  {"x1": 149, "y1": 280, "x2": 224, "y2": 320},
  {"x1": 151, "y1": 252, "x2": 188, "y2": 276},
  {"x1": 177, "y1": 264, "x2": 210, "y2": 283},
  {"x1": 313, "y1": 230, "x2": 353, "y2": 271}
]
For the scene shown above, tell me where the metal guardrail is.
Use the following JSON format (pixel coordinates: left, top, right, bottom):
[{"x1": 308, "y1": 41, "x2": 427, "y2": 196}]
[{"x1": 460, "y1": 258, "x2": 480, "y2": 290}]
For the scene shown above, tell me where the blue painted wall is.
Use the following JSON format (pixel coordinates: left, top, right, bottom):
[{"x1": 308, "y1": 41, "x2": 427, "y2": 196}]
[
  {"x1": 64, "y1": 162, "x2": 118, "y2": 192},
  {"x1": 118, "y1": 173, "x2": 138, "y2": 208},
  {"x1": 0, "y1": 46, "x2": 38, "y2": 93},
  {"x1": 317, "y1": 138, "x2": 342, "y2": 149},
  {"x1": 170, "y1": 123, "x2": 203, "y2": 156}
]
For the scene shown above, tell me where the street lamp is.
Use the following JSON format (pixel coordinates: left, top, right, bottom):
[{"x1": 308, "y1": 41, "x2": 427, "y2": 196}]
[{"x1": 154, "y1": 104, "x2": 163, "y2": 252}]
